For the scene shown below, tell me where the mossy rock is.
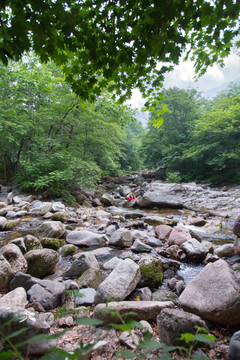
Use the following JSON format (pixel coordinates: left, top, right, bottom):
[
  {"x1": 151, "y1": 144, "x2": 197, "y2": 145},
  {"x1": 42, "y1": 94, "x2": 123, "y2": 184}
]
[
  {"x1": 77, "y1": 268, "x2": 105, "y2": 290},
  {"x1": 40, "y1": 237, "x2": 65, "y2": 250},
  {"x1": 5, "y1": 219, "x2": 21, "y2": 230},
  {"x1": 51, "y1": 212, "x2": 69, "y2": 222},
  {"x1": 140, "y1": 260, "x2": 163, "y2": 290},
  {"x1": 61, "y1": 244, "x2": 76, "y2": 256}
]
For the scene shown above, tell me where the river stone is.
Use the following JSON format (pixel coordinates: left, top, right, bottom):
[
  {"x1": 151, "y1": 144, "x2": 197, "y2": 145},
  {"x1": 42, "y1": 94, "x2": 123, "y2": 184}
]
[
  {"x1": 0, "y1": 243, "x2": 28, "y2": 273},
  {"x1": 35, "y1": 220, "x2": 66, "y2": 238},
  {"x1": 0, "y1": 287, "x2": 27, "y2": 308},
  {"x1": 154, "y1": 224, "x2": 173, "y2": 241},
  {"x1": 27, "y1": 281, "x2": 66, "y2": 310},
  {"x1": 25, "y1": 248, "x2": 59, "y2": 277},
  {"x1": 25, "y1": 234, "x2": 43, "y2": 251},
  {"x1": 103, "y1": 257, "x2": 124, "y2": 270},
  {"x1": 101, "y1": 193, "x2": 114, "y2": 206},
  {"x1": 157, "y1": 308, "x2": 208, "y2": 346},
  {"x1": 152, "y1": 289, "x2": 178, "y2": 304},
  {"x1": 233, "y1": 237, "x2": 240, "y2": 256},
  {"x1": 51, "y1": 212, "x2": 70, "y2": 222},
  {"x1": 179, "y1": 259, "x2": 240, "y2": 326},
  {"x1": 180, "y1": 238, "x2": 208, "y2": 263},
  {"x1": 0, "y1": 205, "x2": 13, "y2": 216},
  {"x1": 144, "y1": 215, "x2": 177, "y2": 226},
  {"x1": 0, "y1": 216, "x2": 7, "y2": 230},
  {"x1": 167, "y1": 226, "x2": 192, "y2": 246},
  {"x1": 233, "y1": 215, "x2": 240, "y2": 237},
  {"x1": 66, "y1": 230, "x2": 107, "y2": 247},
  {"x1": 77, "y1": 268, "x2": 105, "y2": 289},
  {"x1": 228, "y1": 330, "x2": 240, "y2": 360},
  {"x1": 40, "y1": 202, "x2": 52, "y2": 215},
  {"x1": 75, "y1": 288, "x2": 96, "y2": 306},
  {"x1": 109, "y1": 228, "x2": 133, "y2": 248},
  {"x1": 9, "y1": 272, "x2": 40, "y2": 291},
  {"x1": 120, "y1": 185, "x2": 132, "y2": 197},
  {"x1": 9, "y1": 237, "x2": 27, "y2": 253},
  {"x1": 64, "y1": 252, "x2": 100, "y2": 277},
  {"x1": 0, "y1": 255, "x2": 15, "y2": 289},
  {"x1": 94, "y1": 258, "x2": 141, "y2": 304},
  {"x1": 93, "y1": 300, "x2": 174, "y2": 324},
  {"x1": 131, "y1": 239, "x2": 152, "y2": 253},
  {"x1": 0, "y1": 307, "x2": 55, "y2": 355},
  {"x1": 214, "y1": 243, "x2": 235, "y2": 258}
]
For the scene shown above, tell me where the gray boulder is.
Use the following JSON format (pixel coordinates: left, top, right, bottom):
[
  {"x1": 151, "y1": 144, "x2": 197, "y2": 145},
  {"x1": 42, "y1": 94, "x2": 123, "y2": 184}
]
[
  {"x1": 75, "y1": 288, "x2": 96, "y2": 306},
  {"x1": 35, "y1": 220, "x2": 66, "y2": 238},
  {"x1": 25, "y1": 248, "x2": 59, "y2": 277},
  {"x1": 179, "y1": 259, "x2": 240, "y2": 326},
  {"x1": 64, "y1": 252, "x2": 100, "y2": 277},
  {"x1": 27, "y1": 281, "x2": 66, "y2": 310},
  {"x1": 101, "y1": 193, "x2": 114, "y2": 206},
  {"x1": 0, "y1": 243, "x2": 28, "y2": 273},
  {"x1": 168, "y1": 226, "x2": 192, "y2": 246},
  {"x1": 0, "y1": 287, "x2": 27, "y2": 308},
  {"x1": 0, "y1": 216, "x2": 7, "y2": 230},
  {"x1": 214, "y1": 243, "x2": 235, "y2": 258},
  {"x1": 154, "y1": 224, "x2": 173, "y2": 241},
  {"x1": 180, "y1": 238, "x2": 208, "y2": 263},
  {"x1": 228, "y1": 330, "x2": 240, "y2": 360},
  {"x1": 109, "y1": 228, "x2": 133, "y2": 248},
  {"x1": 131, "y1": 239, "x2": 152, "y2": 253},
  {"x1": 0, "y1": 254, "x2": 14, "y2": 289},
  {"x1": 157, "y1": 308, "x2": 208, "y2": 345},
  {"x1": 94, "y1": 258, "x2": 141, "y2": 304},
  {"x1": 66, "y1": 230, "x2": 107, "y2": 247},
  {"x1": 93, "y1": 301, "x2": 174, "y2": 324},
  {"x1": 0, "y1": 307, "x2": 55, "y2": 355}
]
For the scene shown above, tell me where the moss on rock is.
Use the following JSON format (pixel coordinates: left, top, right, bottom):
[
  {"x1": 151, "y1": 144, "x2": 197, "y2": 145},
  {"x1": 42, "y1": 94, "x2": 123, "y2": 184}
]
[{"x1": 140, "y1": 260, "x2": 163, "y2": 289}]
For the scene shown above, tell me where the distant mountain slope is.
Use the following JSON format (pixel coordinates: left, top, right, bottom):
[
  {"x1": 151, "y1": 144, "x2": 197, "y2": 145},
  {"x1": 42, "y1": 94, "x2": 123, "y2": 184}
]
[{"x1": 204, "y1": 77, "x2": 240, "y2": 99}]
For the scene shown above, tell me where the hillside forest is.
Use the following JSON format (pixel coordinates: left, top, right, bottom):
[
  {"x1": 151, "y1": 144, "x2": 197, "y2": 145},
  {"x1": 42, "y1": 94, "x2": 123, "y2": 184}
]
[{"x1": 0, "y1": 55, "x2": 240, "y2": 199}]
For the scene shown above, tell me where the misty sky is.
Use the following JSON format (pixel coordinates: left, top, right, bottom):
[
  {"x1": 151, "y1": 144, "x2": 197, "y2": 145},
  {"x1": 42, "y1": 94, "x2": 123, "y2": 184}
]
[{"x1": 127, "y1": 48, "x2": 240, "y2": 110}]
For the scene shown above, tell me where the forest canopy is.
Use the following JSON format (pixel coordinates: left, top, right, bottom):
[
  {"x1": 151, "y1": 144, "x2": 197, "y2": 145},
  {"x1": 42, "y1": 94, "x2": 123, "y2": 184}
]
[{"x1": 0, "y1": 0, "x2": 240, "y2": 100}]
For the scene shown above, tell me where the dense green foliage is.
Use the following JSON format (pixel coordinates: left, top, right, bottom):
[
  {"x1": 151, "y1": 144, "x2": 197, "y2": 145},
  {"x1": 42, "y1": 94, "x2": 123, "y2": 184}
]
[
  {"x1": 0, "y1": 1, "x2": 239, "y2": 100},
  {"x1": 140, "y1": 85, "x2": 240, "y2": 184},
  {"x1": 0, "y1": 56, "x2": 143, "y2": 196}
]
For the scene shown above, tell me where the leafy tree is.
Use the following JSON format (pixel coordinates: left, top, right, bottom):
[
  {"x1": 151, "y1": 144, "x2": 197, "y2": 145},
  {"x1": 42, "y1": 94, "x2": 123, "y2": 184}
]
[{"x1": 0, "y1": 0, "x2": 239, "y2": 100}]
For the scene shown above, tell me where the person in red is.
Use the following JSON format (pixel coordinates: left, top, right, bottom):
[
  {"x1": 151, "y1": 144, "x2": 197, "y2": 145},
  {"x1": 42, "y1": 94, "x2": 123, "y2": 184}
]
[{"x1": 126, "y1": 193, "x2": 135, "y2": 202}]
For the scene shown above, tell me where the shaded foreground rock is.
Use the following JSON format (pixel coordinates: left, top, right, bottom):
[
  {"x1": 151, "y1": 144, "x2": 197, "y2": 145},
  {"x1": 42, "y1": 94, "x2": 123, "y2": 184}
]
[
  {"x1": 157, "y1": 308, "x2": 208, "y2": 345},
  {"x1": 179, "y1": 259, "x2": 240, "y2": 326},
  {"x1": 93, "y1": 300, "x2": 174, "y2": 323}
]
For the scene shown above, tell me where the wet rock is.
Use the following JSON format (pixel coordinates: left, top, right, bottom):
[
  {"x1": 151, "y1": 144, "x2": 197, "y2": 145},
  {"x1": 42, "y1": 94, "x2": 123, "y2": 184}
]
[
  {"x1": 144, "y1": 215, "x2": 177, "y2": 226},
  {"x1": 0, "y1": 243, "x2": 28, "y2": 273},
  {"x1": 25, "y1": 248, "x2": 59, "y2": 277},
  {"x1": 0, "y1": 287, "x2": 27, "y2": 308},
  {"x1": 109, "y1": 228, "x2": 133, "y2": 248},
  {"x1": 51, "y1": 212, "x2": 70, "y2": 222},
  {"x1": 93, "y1": 300, "x2": 174, "y2": 323},
  {"x1": 61, "y1": 244, "x2": 76, "y2": 256},
  {"x1": 94, "y1": 258, "x2": 140, "y2": 304},
  {"x1": 157, "y1": 308, "x2": 208, "y2": 345},
  {"x1": 179, "y1": 259, "x2": 240, "y2": 326},
  {"x1": 35, "y1": 220, "x2": 66, "y2": 238},
  {"x1": 40, "y1": 237, "x2": 65, "y2": 250},
  {"x1": 180, "y1": 238, "x2": 208, "y2": 263},
  {"x1": 188, "y1": 217, "x2": 207, "y2": 226},
  {"x1": 66, "y1": 230, "x2": 107, "y2": 247},
  {"x1": 64, "y1": 252, "x2": 100, "y2": 277}
]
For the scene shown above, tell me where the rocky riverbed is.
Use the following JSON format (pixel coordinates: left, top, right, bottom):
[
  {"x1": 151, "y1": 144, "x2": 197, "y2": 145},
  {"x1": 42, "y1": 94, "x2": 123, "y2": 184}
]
[{"x1": 0, "y1": 176, "x2": 240, "y2": 359}]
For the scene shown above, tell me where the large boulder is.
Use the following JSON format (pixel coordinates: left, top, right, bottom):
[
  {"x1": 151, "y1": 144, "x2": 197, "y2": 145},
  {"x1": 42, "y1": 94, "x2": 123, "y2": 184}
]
[
  {"x1": 179, "y1": 259, "x2": 240, "y2": 326},
  {"x1": 66, "y1": 230, "x2": 107, "y2": 247},
  {"x1": 0, "y1": 243, "x2": 28, "y2": 273},
  {"x1": 94, "y1": 259, "x2": 141, "y2": 304},
  {"x1": 24, "y1": 248, "x2": 59, "y2": 277},
  {"x1": 35, "y1": 221, "x2": 66, "y2": 238}
]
